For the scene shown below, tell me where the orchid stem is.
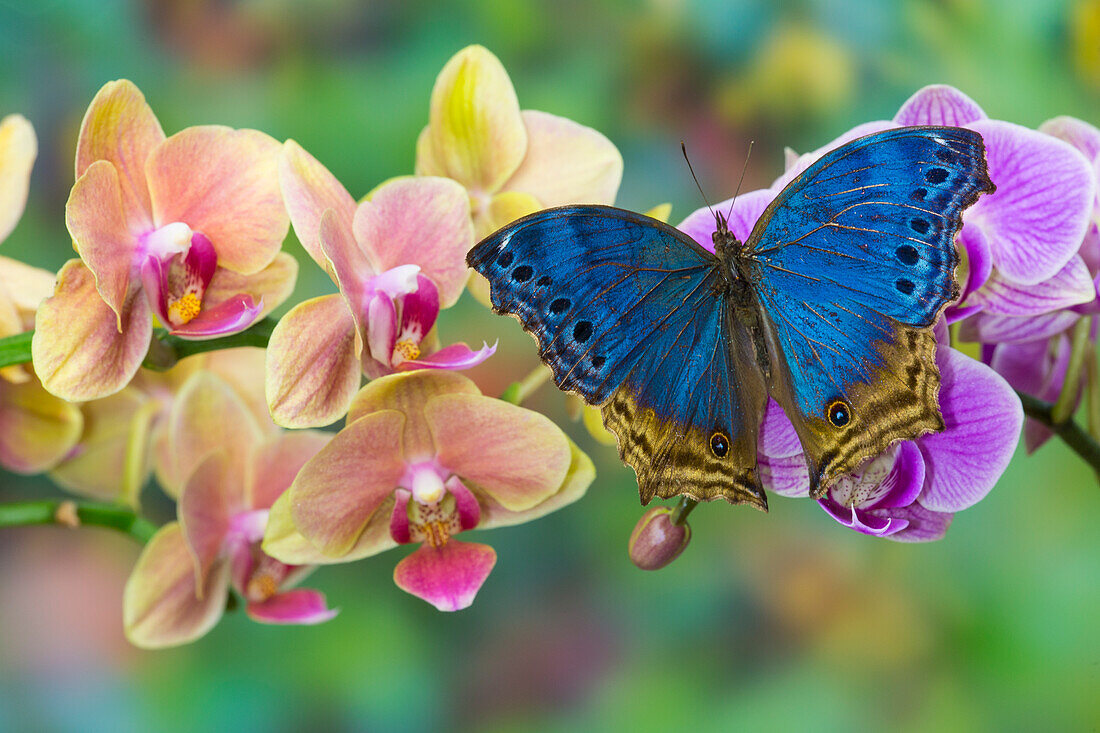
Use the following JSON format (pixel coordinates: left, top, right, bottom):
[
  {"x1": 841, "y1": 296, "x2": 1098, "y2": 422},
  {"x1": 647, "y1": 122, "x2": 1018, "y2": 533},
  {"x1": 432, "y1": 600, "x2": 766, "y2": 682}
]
[
  {"x1": 1017, "y1": 390, "x2": 1100, "y2": 479},
  {"x1": 670, "y1": 497, "x2": 698, "y2": 526},
  {"x1": 1086, "y1": 349, "x2": 1100, "y2": 443},
  {"x1": 1051, "y1": 317, "x2": 1092, "y2": 424},
  {"x1": 0, "y1": 499, "x2": 157, "y2": 544},
  {"x1": 501, "y1": 363, "x2": 553, "y2": 405}
]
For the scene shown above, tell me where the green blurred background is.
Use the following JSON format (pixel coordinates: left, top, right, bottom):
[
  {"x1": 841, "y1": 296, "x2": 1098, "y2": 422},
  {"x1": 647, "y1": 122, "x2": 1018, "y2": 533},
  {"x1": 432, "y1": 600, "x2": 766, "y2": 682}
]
[{"x1": 2, "y1": 0, "x2": 1100, "y2": 730}]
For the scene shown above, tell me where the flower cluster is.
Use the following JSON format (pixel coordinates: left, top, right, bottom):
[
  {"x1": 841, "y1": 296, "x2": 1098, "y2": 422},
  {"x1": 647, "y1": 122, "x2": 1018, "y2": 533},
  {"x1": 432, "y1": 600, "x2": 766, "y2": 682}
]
[{"x1": 0, "y1": 45, "x2": 1093, "y2": 648}]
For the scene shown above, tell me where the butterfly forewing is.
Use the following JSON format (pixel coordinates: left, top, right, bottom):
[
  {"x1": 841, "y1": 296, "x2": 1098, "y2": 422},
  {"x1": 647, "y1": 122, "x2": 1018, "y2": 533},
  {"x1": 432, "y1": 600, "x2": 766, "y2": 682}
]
[{"x1": 743, "y1": 126, "x2": 995, "y2": 495}]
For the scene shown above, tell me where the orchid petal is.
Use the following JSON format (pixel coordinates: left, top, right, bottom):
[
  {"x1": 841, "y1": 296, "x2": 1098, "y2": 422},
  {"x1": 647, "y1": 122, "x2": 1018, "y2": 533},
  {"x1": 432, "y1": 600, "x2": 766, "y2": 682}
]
[
  {"x1": 399, "y1": 342, "x2": 497, "y2": 371},
  {"x1": 918, "y1": 347, "x2": 1022, "y2": 512},
  {"x1": 481, "y1": 190, "x2": 541, "y2": 239},
  {"x1": 393, "y1": 540, "x2": 497, "y2": 611},
  {"x1": 893, "y1": 85, "x2": 987, "y2": 126},
  {"x1": 168, "y1": 294, "x2": 262, "y2": 339},
  {"x1": 289, "y1": 409, "x2": 406, "y2": 556},
  {"x1": 196, "y1": 347, "x2": 275, "y2": 435},
  {"x1": 1039, "y1": 116, "x2": 1100, "y2": 168},
  {"x1": 48, "y1": 387, "x2": 155, "y2": 504},
  {"x1": 957, "y1": 310, "x2": 1081, "y2": 344},
  {"x1": 759, "y1": 452, "x2": 811, "y2": 498},
  {"x1": 0, "y1": 255, "x2": 55, "y2": 324},
  {"x1": 477, "y1": 437, "x2": 594, "y2": 529},
  {"x1": 266, "y1": 294, "x2": 360, "y2": 428},
  {"x1": 758, "y1": 398, "x2": 802, "y2": 458},
  {"x1": 874, "y1": 442, "x2": 926, "y2": 509},
  {"x1": 319, "y1": 208, "x2": 374, "y2": 351},
  {"x1": 74, "y1": 80, "x2": 163, "y2": 233},
  {"x1": 353, "y1": 177, "x2": 474, "y2": 308},
  {"x1": 32, "y1": 260, "x2": 152, "y2": 402},
  {"x1": 0, "y1": 378, "x2": 83, "y2": 474},
  {"x1": 263, "y1": 490, "x2": 399, "y2": 565},
  {"x1": 400, "y1": 275, "x2": 441, "y2": 340},
  {"x1": 203, "y1": 251, "x2": 298, "y2": 324},
  {"x1": 347, "y1": 370, "x2": 481, "y2": 456},
  {"x1": 425, "y1": 392, "x2": 571, "y2": 511},
  {"x1": 0, "y1": 114, "x2": 36, "y2": 244},
  {"x1": 956, "y1": 223, "x2": 994, "y2": 305},
  {"x1": 966, "y1": 255, "x2": 1096, "y2": 316},
  {"x1": 66, "y1": 160, "x2": 139, "y2": 324},
  {"x1": 877, "y1": 503, "x2": 953, "y2": 543},
  {"x1": 965, "y1": 119, "x2": 1095, "y2": 285},
  {"x1": 123, "y1": 523, "x2": 230, "y2": 649},
  {"x1": 418, "y1": 45, "x2": 527, "y2": 193},
  {"x1": 246, "y1": 588, "x2": 338, "y2": 625},
  {"x1": 178, "y1": 452, "x2": 234, "y2": 587},
  {"x1": 168, "y1": 370, "x2": 264, "y2": 495},
  {"x1": 678, "y1": 188, "x2": 776, "y2": 252},
  {"x1": 246, "y1": 430, "x2": 330, "y2": 511},
  {"x1": 146, "y1": 126, "x2": 287, "y2": 274},
  {"x1": 278, "y1": 140, "x2": 356, "y2": 275},
  {"x1": 504, "y1": 109, "x2": 623, "y2": 208}
]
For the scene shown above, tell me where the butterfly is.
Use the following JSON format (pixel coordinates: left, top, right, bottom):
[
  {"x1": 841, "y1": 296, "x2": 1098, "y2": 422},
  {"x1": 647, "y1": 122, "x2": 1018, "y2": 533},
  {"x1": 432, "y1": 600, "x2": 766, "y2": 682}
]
[{"x1": 467, "y1": 126, "x2": 995, "y2": 510}]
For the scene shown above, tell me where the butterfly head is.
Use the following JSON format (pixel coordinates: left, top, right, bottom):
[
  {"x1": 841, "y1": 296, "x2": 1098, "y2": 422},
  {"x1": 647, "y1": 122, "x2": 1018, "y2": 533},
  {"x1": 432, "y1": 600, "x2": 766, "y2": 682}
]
[{"x1": 711, "y1": 211, "x2": 743, "y2": 268}]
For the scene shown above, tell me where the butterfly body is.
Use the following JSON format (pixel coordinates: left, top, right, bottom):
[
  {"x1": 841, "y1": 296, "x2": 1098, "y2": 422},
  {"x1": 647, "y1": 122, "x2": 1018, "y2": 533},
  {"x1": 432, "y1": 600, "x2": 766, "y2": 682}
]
[{"x1": 468, "y1": 126, "x2": 994, "y2": 509}]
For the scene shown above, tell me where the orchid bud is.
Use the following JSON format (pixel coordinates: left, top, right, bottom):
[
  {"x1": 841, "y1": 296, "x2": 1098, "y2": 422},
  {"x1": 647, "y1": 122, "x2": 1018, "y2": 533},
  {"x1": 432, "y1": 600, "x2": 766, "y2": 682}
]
[{"x1": 628, "y1": 507, "x2": 690, "y2": 570}]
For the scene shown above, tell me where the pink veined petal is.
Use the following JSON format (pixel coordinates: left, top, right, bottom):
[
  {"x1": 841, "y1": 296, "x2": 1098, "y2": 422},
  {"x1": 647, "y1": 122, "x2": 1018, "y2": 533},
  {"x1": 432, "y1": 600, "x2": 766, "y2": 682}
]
[
  {"x1": 989, "y1": 338, "x2": 1051, "y2": 396},
  {"x1": 966, "y1": 255, "x2": 1095, "y2": 317},
  {"x1": 74, "y1": 80, "x2": 163, "y2": 233},
  {"x1": 246, "y1": 588, "x2": 338, "y2": 625},
  {"x1": 425, "y1": 392, "x2": 572, "y2": 511},
  {"x1": 392, "y1": 539, "x2": 497, "y2": 612},
  {"x1": 247, "y1": 430, "x2": 331, "y2": 511},
  {"x1": 166, "y1": 293, "x2": 262, "y2": 339},
  {"x1": 398, "y1": 342, "x2": 497, "y2": 372},
  {"x1": 355, "y1": 177, "x2": 475, "y2": 308},
  {"x1": 957, "y1": 310, "x2": 1081, "y2": 345},
  {"x1": 917, "y1": 347, "x2": 1023, "y2": 512},
  {"x1": 178, "y1": 452, "x2": 234, "y2": 588},
  {"x1": 965, "y1": 119, "x2": 1095, "y2": 285},
  {"x1": 957, "y1": 223, "x2": 994, "y2": 305},
  {"x1": 678, "y1": 188, "x2": 776, "y2": 252},
  {"x1": 122, "y1": 523, "x2": 230, "y2": 649},
  {"x1": 66, "y1": 160, "x2": 140, "y2": 325},
  {"x1": 757, "y1": 398, "x2": 802, "y2": 459},
  {"x1": 504, "y1": 109, "x2": 623, "y2": 209},
  {"x1": 289, "y1": 409, "x2": 407, "y2": 556},
  {"x1": 893, "y1": 85, "x2": 988, "y2": 126},
  {"x1": 877, "y1": 503, "x2": 953, "y2": 543},
  {"x1": 266, "y1": 294, "x2": 360, "y2": 429},
  {"x1": 32, "y1": 259, "x2": 153, "y2": 402},
  {"x1": 278, "y1": 139, "x2": 356, "y2": 276},
  {"x1": 146, "y1": 126, "x2": 288, "y2": 275},
  {"x1": 1039, "y1": 116, "x2": 1100, "y2": 167},
  {"x1": 758, "y1": 452, "x2": 810, "y2": 498}
]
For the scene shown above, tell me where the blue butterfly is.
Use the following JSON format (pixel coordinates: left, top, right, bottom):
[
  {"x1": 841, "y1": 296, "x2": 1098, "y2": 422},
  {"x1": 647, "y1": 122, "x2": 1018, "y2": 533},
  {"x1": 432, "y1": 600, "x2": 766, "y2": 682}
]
[{"x1": 467, "y1": 126, "x2": 994, "y2": 510}]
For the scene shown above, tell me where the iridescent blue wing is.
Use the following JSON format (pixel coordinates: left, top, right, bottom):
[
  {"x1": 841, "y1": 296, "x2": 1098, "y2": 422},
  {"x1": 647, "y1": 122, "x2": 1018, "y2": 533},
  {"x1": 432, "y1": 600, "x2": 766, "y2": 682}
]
[
  {"x1": 468, "y1": 206, "x2": 769, "y2": 508},
  {"x1": 743, "y1": 126, "x2": 994, "y2": 495}
]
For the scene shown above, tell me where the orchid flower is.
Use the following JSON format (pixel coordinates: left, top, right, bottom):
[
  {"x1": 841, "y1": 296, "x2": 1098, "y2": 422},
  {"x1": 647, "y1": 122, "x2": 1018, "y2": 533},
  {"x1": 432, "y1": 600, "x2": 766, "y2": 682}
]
[
  {"x1": 263, "y1": 370, "x2": 594, "y2": 611},
  {"x1": 269, "y1": 152, "x2": 494, "y2": 427},
  {"x1": 32, "y1": 80, "x2": 296, "y2": 402},
  {"x1": 123, "y1": 372, "x2": 335, "y2": 648}
]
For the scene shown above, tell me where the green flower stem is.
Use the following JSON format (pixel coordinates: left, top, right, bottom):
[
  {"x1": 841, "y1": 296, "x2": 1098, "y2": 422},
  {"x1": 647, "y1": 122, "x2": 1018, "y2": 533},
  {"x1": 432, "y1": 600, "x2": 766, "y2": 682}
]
[
  {"x1": 1018, "y1": 390, "x2": 1100, "y2": 478},
  {"x1": 1051, "y1": 317, "x2": 1092, "y2": 424},
  {"x1": 0, "y1": 499, "x2": 157, "y2": 544},
  {"x1": 670, "y1": 496, "x2": 698, "y2": 526},
  {"x1": 1087, "y1": 349, "x2": 1100, "y2": 443},
  {"x1": 501, "y1": 363, "x2": 553, "y2": 405},
  {"x1": 0, "y1": 330, "x2": 32, "y2": 370}
]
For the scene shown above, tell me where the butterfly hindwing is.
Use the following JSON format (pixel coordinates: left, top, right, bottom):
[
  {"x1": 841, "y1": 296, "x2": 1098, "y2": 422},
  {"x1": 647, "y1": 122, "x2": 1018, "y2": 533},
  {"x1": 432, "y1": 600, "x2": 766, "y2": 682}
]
[
  {"x1": 744, "y1": 126, "x2": 995, "y2": 495},
  {"x1": 468, "y1": 206, "x2": 768, "y2": 508}
]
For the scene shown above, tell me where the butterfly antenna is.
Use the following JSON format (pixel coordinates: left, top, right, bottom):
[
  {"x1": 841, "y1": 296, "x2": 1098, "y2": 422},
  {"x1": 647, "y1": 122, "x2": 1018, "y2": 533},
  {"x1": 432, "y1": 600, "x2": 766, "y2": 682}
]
[
  {"x1": 681, "y1": 141, "x2": 722, "y2": 230},
  {"x1": 724, "y1": 140, "x2": 754, "y2": 223}
]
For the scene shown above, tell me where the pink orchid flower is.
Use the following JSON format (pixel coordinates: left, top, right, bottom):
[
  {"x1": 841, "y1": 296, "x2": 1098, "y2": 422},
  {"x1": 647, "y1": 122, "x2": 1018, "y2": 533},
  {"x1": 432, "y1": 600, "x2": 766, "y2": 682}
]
[
  {"x1": 262, "y1": 370, "x2": 594, "y2": 611},
  {"x1": 32, "y1": 80, "x2": 297, "y2": 402},
  {"x1": 269, "y1": 145, "x2": 494, "y2": 428},
  {"x1": 123, "y1": 372, "x2": 334, "y2": 648}
]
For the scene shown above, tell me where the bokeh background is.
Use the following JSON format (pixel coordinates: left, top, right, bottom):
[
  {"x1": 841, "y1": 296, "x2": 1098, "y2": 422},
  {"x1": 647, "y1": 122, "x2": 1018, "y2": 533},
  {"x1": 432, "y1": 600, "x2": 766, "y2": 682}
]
[{"x1": 2, "y1": 0, "x2": 1100, "y2": 730}]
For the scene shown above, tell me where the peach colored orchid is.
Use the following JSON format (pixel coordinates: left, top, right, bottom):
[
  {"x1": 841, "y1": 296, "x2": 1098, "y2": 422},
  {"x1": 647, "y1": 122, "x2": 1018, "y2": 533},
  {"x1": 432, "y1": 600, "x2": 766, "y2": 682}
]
[
  {"x1": 0, "y1": 116, "x2": 83, "y2": 474},
  {"x1": 48, "y1": 347, "x2": 274, "y2": 506},
  {"x1": 263, "y1": 370, "x2": 594, "y2": 611},
  {"x1": 416, "y1": 45, "x2": 623, "y2": 303},
  {"x1": 269, "y1": 145, "x2": 493, "y2": 428},
  {"x1": 32, "y1": 80, "x2": 296, "y2": 403},
  {"x1": 124, "y1": 371, "x2": 335, "y2": 649}
]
